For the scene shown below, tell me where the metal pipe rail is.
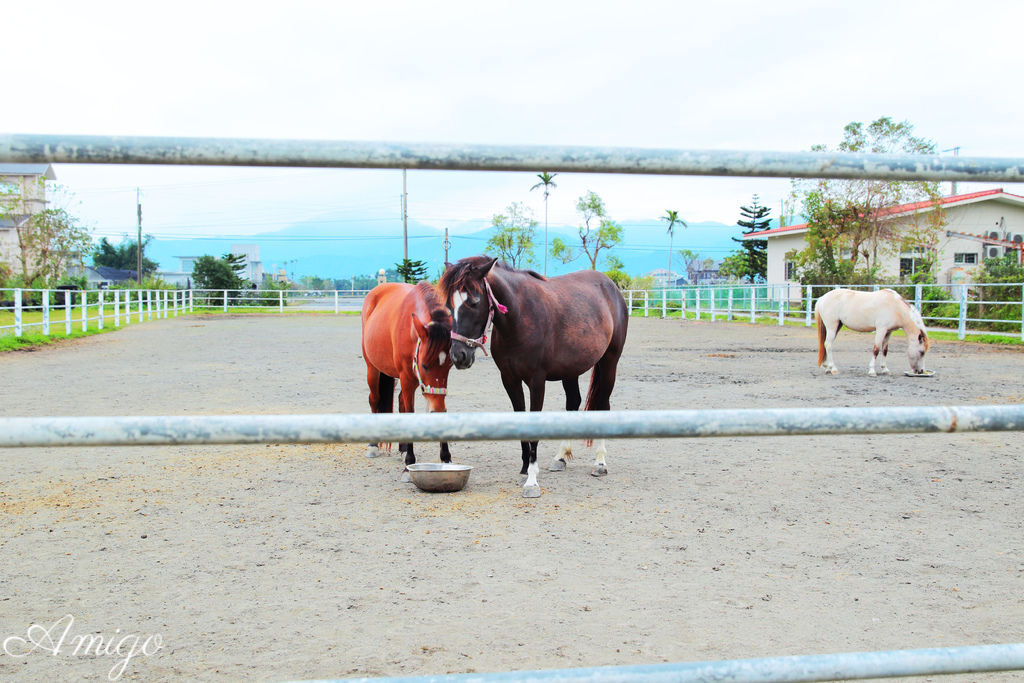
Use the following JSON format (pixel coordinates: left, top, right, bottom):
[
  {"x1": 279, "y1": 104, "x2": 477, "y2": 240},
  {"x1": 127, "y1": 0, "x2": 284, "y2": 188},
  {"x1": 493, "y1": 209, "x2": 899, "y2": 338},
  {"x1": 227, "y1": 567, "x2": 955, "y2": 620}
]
[
  {"x1": 325, "y1": 643, "x2": 1024, "y2": 683},
  {"x1": 2, "y1": 133, "x2": 1023, "y2": 182},
  {"x1": 3, "y1": 405, "x2": 1024, "y2": 448}
]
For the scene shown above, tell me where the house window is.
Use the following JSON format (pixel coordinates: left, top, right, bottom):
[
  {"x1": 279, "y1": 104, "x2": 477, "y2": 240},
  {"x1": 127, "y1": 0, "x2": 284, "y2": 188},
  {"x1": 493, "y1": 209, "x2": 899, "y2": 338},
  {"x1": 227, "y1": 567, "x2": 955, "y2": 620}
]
[
  {"x1": 954, "y1": 252, "x2": 978, "y2": 265},
  {"x1": 784, "y1": 260, "x2": 796, "y2": 280},
  {"x1": 900, "y1": 247, "x2": 928, "y2": 277}
]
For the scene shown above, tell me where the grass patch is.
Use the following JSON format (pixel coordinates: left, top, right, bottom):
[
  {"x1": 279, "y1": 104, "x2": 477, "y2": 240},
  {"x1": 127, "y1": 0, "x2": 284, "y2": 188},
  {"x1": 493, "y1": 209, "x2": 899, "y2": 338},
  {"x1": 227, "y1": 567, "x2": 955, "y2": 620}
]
[{"x1": 0, "y1": 327, "x2": 110, "y2": 352}]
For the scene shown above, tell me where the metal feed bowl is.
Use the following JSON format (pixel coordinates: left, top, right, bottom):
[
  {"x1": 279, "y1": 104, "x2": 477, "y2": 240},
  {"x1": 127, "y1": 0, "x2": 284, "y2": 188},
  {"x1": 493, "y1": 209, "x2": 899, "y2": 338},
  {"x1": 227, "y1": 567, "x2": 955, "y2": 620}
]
[{"x1": 406, "y1": 463, "x2": 472, "y2": 492}]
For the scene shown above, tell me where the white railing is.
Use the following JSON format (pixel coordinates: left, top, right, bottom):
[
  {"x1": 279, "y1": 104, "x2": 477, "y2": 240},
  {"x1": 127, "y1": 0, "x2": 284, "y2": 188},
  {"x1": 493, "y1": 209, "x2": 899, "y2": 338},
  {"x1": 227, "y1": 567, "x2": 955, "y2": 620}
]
[
  {"x1": 5, "y1": 283, "x2": 1023, "y2": 341},
  {"x1": 0, "y1": 288, "x2": 190, "y2": 338},
  {"x1": 625, "y1": 281, "x2": 1024, "y2": 340}
]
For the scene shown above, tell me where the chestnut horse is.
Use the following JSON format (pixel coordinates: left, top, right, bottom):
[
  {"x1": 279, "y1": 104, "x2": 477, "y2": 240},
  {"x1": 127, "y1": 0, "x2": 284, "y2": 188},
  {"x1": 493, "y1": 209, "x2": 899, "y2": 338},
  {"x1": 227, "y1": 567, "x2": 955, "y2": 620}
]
[
  {"x1": 439, "y1": 256, "x2": 628, "y2": 498},
  {"x1": 815, "y1": 288, "x2": 930, "y2": 376},
  {"x1": 361, "y1": 281, "x2": 454, "y2": 473}
]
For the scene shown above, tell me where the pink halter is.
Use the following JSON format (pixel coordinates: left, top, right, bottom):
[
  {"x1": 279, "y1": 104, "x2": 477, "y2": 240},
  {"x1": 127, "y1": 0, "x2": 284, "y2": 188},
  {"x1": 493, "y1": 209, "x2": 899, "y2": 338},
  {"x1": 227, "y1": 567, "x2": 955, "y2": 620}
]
[{"x1": 450, "y1": 279, "x2": 507, "y2": 355}]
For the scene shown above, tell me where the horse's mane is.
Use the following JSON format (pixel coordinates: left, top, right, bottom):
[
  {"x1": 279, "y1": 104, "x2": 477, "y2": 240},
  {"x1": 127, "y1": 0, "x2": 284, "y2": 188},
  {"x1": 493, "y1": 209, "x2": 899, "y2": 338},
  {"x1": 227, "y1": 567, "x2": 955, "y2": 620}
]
[
  {"x1": 439, "y1": 256, "x2": 546, "y2": 301},
  {"x1": 415, "y1": 281, "x2": 452, "y2": 360},
  {"x1": 891, "y1": 290, "x2": 931, "y2": 351}
]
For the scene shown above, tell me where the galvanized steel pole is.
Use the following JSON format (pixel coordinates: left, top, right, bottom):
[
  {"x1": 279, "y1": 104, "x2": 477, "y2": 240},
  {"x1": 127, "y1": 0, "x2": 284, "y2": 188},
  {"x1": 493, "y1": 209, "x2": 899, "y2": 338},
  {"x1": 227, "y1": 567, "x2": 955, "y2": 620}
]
[
  {"x1": 2, "y1": 405, "x2": 1024, "y2": 448},
  {"x1": 1, "y1": 134, "x2": 1023, "y2": 182},
  {"x1": 331, "y1": 643, "x2": 1024, "y2": 683}
]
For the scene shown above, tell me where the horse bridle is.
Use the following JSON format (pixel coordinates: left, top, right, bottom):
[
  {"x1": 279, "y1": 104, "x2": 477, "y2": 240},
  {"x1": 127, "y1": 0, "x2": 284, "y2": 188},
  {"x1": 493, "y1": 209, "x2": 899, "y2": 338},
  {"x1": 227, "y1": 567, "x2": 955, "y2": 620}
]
[
  {"x1": 412, "y1": 329, "x2": 447, "y2": 396},
  {"x1": 449, "y1": 279, "x2": 507, "y2": 355}
]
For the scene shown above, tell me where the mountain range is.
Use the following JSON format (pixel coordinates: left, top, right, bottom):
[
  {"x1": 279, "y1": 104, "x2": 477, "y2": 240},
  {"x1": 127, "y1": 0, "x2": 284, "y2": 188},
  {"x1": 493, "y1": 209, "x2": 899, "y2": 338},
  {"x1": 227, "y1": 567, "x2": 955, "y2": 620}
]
[{"x1": 146, "y1": 212, "x2": 778, "y2": 281}]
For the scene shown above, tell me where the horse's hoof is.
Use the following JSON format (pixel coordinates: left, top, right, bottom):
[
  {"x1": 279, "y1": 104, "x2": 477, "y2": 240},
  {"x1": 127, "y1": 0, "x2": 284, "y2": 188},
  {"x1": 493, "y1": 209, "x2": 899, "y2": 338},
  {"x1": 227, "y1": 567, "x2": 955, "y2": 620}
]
[
  {"x1": 548, "y1": 459, "x2": 566, "y2": 472},
  {"x1": 365, "y1": 446, "x2": 381, "y2": 458},
  {"x1": 591, "y1": 466, "x2": 608, "y2": 477},
  {"x1": 880, "y1": 368, "x2": 891, "y2": 375},
  {"x1": 400, "y1": 470, "x2": 412, "y2": 483},
  {"x1": 829, "y1": 369, "x2": 838, "y2": 376},
  {"x1": 522, "y1": 484, "x2": 541, "y2": 498},
  {"x1": 868, "y1": 370, "x2": 877, "y2": 377}
]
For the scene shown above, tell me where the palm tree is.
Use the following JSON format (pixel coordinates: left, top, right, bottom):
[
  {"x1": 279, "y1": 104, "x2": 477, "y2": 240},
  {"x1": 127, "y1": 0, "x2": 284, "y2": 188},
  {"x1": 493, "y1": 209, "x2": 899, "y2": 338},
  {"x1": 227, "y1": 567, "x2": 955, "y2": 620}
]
[
  {"x1": 530, "y1": 172, "x2": 558, "y2": 275},
  {"x1": 661, "y1": 209, "x2": 687, "y2": 286}
]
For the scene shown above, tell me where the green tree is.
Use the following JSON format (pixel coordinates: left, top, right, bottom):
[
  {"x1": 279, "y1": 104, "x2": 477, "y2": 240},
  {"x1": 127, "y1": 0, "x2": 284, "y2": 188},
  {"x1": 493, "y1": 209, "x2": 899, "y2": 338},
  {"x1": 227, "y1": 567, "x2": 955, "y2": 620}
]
[
  {"x1": 530, "y1": 172, "x2": 558, "y2": 275},
  {"x1": 603, "y1": 255, "x2": 630, "y2": 289},
  {"x1": 660, "y1": 209, "x2": 687, "y2": 280},
  {"x1": 192, "y1": 255, "x2": 244, "y2": 291},
  {"x1": 551, "y1": 191, "x2": 623, "y2": 270},
  {"x1": 223, "y1": 253, "x2": 248, "y2": 281},
  {"x1": 395, "y1": 258, "x2": 429, "y2": 283},
  {"x1": 14, "y1": 207, "x2": 93, "y2": 285},
  {"x1": 92, "y1": 236, "x2": 159, "y2": 276},
  {"x1": 485, "y1": 202, "x2": 538, "y2": 268},
  {"x1": 723, "y1": 195, "x2": 770, "y2": 282},
  {"x1": 677, "y1": 249, "x2": 701, "y2": 284},
  {"x1": 790, "y1": 116, "x2": 943, "y2": 285}
]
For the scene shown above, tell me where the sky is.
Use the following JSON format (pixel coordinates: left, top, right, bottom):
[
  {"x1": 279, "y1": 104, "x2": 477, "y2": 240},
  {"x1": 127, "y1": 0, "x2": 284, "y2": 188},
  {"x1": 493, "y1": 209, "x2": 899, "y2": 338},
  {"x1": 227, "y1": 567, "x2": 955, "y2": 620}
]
[{"x1": 4, "y1": 1, "x2": 1024, "y2": 250}]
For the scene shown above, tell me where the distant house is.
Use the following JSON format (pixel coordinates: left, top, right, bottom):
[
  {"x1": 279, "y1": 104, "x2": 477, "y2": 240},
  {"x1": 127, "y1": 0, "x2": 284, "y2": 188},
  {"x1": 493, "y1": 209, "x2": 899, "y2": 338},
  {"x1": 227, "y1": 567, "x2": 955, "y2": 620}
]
[
  {"x1": 646, "y1": 268, "x2": 681, "y2": 288},
  {"x1": 743, "y1": 188, "x2": 1024, "y2": 290},
  {"x1": 68, "y1": 265, "x2": 139, "y2": 288},
  {"x1": 0, "y1": 163, "x2": 57, "y2": 275}
]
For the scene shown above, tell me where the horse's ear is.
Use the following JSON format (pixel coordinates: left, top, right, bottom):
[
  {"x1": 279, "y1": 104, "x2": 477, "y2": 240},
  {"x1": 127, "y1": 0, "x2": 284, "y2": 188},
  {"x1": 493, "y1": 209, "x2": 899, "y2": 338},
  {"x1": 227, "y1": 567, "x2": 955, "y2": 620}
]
[
  {"x1": 481, "y1": 257, "x2": 498, "y2": 276},
  {"x1": 411, "y1": 313, "x2": 428, "y2": 340}
]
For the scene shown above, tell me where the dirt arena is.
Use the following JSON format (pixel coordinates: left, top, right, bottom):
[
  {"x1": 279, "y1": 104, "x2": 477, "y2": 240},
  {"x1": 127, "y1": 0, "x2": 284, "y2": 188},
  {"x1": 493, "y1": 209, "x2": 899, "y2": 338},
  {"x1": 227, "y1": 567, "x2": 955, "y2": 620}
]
[{"x1": 1, "y1": 314, "x2": 1022, "y2": 681}]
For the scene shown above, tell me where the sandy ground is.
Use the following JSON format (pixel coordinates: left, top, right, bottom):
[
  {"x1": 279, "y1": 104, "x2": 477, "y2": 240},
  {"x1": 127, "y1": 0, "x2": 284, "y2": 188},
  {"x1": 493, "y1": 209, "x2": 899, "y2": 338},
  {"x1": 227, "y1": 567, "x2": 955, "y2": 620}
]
[{"x1": 0, "y1": 314, "x2": 1022, "y2": 682}]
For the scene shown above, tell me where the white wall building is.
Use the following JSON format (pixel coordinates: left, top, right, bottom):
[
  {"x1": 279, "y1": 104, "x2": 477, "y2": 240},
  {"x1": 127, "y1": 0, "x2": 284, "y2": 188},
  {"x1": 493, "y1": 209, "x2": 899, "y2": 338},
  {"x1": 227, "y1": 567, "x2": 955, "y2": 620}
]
[
  {"x1": 0, "y1": 164, "x2": 56, "y2": 275},
  {"x1": 744, "y1": 189, "x2": 1024, "y2": 298}
]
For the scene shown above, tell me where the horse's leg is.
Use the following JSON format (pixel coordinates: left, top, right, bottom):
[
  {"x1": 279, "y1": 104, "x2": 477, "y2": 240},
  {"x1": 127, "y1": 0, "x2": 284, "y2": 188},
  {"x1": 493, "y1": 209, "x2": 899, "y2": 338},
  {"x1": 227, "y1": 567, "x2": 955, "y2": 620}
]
[
  {"x1": 549, "y1": 378, "x2": 581, "y2": 472},
  {"x1": 397, "y1": 377, "x2": 418, "y2": 481},
  {"x1": 586, "y1": 353, "x2": 621, "y2": 478},
  {"x1": 365, "y1": 368, "x2": 394, "y2": 457},
  {"x1": 522, "y1": 376, "x2": 547, "y2": 498},
  {"x1": 869, "y1": 328, "x2": 889, "y2": 376},
  {"x1": 500, "y1": 372, "x2": 531, "y2": 479},
  {"x1": 878, "y1": 329, "x2": 894, "y2": 375},
  {"x1": 823, "y1": 322, "x2": 840, "y2": 375}
]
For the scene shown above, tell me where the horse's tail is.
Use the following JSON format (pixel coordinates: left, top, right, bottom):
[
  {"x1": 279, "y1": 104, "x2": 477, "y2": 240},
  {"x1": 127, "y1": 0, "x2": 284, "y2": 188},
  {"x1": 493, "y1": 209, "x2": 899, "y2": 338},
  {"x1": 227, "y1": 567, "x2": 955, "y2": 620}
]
[{"x1": 816, "y1": 308, "x2": 826, "y2": 367}]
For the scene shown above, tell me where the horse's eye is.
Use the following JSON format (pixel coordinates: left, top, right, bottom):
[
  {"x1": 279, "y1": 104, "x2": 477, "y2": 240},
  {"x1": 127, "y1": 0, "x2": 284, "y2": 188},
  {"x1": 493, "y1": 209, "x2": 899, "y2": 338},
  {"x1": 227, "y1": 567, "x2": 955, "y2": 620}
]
[{"x1": 468, "y1": 295, "x2": 481, "y2": 306}]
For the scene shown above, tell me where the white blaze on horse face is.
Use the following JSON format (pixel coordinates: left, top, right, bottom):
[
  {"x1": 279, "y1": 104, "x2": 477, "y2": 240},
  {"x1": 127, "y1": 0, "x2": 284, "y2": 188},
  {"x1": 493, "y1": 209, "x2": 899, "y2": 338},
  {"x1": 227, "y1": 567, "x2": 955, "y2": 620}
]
[
  {"x1": 438, "y1": 351, "x2": 447, "y2": 365},
  {"x1": 452, "y1": 291, "x2": 467, "y2": 323}
]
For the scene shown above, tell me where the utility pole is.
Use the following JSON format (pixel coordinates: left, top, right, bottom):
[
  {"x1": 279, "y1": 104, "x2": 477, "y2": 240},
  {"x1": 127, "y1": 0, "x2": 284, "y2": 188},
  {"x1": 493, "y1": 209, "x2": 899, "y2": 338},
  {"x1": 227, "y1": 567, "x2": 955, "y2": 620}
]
[
  {"x1": 402, "y1": 169, "x2": 408, "y2": 261},
  {"x1": 942, "y1": 146, "x2": 961, "y2": 196},
  {"x1": 443, "y1": 227, "x2": 451, "y2": 264},
  {"x1": 136, "y1": 188, "x2": 142, "y2": 283}
]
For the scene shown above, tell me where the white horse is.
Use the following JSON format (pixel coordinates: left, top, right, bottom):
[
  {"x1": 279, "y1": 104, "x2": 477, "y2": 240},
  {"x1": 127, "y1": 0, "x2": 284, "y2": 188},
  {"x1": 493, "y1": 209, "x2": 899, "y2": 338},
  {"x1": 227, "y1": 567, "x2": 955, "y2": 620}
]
[{"x1": 815, "y1": 288, "x2": 930, "y2": 376}]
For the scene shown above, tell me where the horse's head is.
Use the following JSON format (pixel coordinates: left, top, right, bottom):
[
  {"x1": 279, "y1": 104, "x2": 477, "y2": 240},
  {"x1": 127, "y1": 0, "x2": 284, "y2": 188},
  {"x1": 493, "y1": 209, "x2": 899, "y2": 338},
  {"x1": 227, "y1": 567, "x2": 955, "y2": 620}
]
[
  {"x1": 906, "y1": 305, "x2": 931, "y2": 373},
  {"x1": 411, "y1": 312, "x2": 453, "y2": 413},
  {"x1": 439, "y1": 256, "x2": 501, "y2": 370},
  {"x1": 907, "y1": 328, "x2": 930, "y2": 373}
]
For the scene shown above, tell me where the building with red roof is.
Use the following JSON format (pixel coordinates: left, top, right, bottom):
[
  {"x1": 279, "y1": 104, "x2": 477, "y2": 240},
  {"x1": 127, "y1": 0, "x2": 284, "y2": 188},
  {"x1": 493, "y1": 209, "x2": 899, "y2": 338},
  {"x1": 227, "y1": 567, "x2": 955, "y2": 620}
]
[{"x1": 742, "y1": 188, "x2": 1024, "y2": 289}]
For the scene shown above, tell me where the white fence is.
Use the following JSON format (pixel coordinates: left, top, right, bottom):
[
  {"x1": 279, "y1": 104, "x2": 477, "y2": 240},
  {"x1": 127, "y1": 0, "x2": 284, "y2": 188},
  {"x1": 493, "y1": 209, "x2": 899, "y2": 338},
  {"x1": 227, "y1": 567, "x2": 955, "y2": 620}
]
[
  {"x1": 5, "y1": 282, "x2": 1024, "y2": 341},
  {"x1": 626, "y1": 281, "x2": 1024, "y2": 340}
]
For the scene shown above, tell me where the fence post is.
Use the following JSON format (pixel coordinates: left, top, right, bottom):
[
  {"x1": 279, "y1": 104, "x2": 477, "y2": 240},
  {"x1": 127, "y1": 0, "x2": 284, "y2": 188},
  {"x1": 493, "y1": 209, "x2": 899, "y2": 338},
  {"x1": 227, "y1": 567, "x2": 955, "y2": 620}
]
[
  {"x1": 805, "y1": 285, "x2": 812, "y2": 326},
  {"x1": 63, "y1": 289, "x2": 71, "y2": 334},
  {"x1": 1021, "y1": 284, "x2": 1024, "y2": 342},
  {"x1": 147, "y1": 290, "x2": 153, "y2": 320},
  {"x1": 137, "y1": 291, "x2": 143, "y2": 323},
  {"x1": 694, "y1": 288, "x2": 701, "y2": 321},
  {"x1": 710, "y1": 289, "x2": 717, "y2": 322},
  {"x1": 223, "y1": 290, "x2": 228, "y2": 313},
  {"x1": 958, "y1": 284, "x2": 968, "y2": 340},
  {"x1": 114, "y1": 290, "x2": 121, "y2": 327},
  {"x1": 661, "y1": 290, "x2": 667, "y2": 318},
  {"x1": 627, "y1": 290, "x2": 633, "y2": 316},
  {"x1": 80, "y1": 291, "x2": 87, "y2": 331},
  {"x1": 727, "y1": 288, "x2": 733, "y2": 321},
  {"x1": 14, "y1": 289, "x2": 22, "y2": 337},
  {"x1": 915, "y1": 283, "x2": 923, "y2": 312},
  {"x1": 334, "y1": 290, "x2": 339, "y2": 314},
  {"x1": 42, "y1": 290, "x2": 50, "y2": 335},
  {"x1": 749, "y1": 286, "x2": 756, "y2": 323},
  {"x1": 279, "y1": 290, "x2": 284, "y2": 313},
  {"x1": 98, "y1": 290, "x2": 104, "y2": 330},
  {"x1": 189, "y1": 289, "x2": 194, "y2": 313},
  {"x1": 778, "y1": 287, "x2": 785, "y2": 326}
]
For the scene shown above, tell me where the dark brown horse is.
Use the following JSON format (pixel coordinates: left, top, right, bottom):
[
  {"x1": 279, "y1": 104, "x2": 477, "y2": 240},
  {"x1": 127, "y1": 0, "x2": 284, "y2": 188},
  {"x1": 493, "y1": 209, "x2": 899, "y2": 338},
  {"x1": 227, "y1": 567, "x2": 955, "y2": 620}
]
[
  {"x1": 439, "y1": 256, "x2": 628, "y2": 498},
  {"x1": 361, "y1": 281, "x2": 454, "y2": 475}
]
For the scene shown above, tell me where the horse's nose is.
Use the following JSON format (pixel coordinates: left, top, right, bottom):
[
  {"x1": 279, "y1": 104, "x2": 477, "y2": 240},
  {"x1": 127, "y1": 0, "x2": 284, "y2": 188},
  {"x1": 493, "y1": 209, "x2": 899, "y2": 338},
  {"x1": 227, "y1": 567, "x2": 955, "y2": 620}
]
[{"x1": 451, "y1": 344, "x2": 475, "y2": 369}]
